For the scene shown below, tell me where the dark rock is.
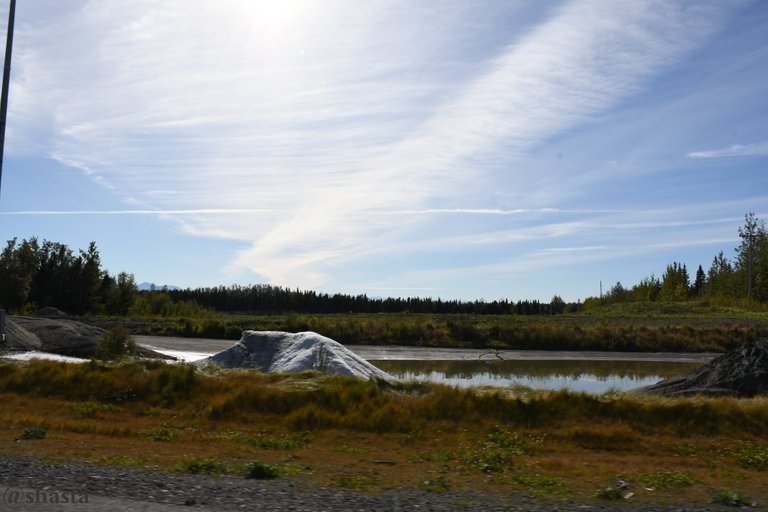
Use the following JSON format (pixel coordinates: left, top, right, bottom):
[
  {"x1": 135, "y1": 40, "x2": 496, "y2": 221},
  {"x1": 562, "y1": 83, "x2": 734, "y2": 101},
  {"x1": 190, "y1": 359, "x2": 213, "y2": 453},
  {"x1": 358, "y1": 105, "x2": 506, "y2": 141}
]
[
  {"x1": 34, "y1": 306, "x2": 68, "y2": 318},
  {"x1": 5, "y1": 316, "x2": 174, "y2": 360},
  {"x1": 4, "y1": 318, "x2": 43, "y2": 352},
  {"x1": 639, "y1": 339, "x2": 768, "y2": 397},
  {"x1": 9, "y1": 316, "x2": 104, "y2": 357}
]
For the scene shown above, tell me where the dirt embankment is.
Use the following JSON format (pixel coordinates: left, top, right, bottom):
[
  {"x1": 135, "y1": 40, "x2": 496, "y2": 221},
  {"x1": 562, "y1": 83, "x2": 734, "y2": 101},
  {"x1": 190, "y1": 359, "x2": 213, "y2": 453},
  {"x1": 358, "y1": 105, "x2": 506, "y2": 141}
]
[{"x1": 639, "y1": 339, "x2": 768, "y2": 397}]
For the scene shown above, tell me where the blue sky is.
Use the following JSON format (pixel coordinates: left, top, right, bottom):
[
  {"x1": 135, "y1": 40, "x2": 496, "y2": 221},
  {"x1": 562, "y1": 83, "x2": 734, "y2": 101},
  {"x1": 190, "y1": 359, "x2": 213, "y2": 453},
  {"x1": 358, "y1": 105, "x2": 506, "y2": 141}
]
[{"x1": 1, "y1": 0, "x2": 767, "y2": 302}]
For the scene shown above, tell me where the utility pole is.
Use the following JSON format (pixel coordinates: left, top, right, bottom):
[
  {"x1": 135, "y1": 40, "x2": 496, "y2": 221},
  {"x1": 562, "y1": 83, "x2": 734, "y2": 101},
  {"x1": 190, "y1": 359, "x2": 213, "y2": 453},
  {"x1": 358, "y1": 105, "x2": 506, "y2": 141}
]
[
  {"x1": 0, "y1": 0, "x2": 16, "y2": 200},
  {"x1": 0, "y1": 0, "x2": 14, "y2": 345}
]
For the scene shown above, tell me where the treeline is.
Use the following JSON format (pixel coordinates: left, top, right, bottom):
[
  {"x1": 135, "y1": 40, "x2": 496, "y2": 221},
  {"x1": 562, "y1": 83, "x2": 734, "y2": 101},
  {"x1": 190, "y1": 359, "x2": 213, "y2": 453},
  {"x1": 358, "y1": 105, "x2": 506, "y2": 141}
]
[
  {"x1": 0, "y1": 237, "x2": 567, "y2": 316},
  {"x1": 0, "y1": 238, "x2": 137, "y2": 315},
  {"x1": 589, "y1": 213, "x2": 768, "y2": 308},
  {"x1": 1, "y1": 213, "x2": 766, "y2": 317},
  {"x1": 165, "y1": 285, "x2": 569, "y2": 315}
]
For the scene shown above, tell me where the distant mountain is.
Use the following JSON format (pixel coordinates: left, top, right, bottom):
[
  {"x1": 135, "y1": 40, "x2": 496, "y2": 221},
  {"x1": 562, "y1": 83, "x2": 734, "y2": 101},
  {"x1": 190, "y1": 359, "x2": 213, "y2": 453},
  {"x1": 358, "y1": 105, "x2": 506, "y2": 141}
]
[{"x1": 137, "y1": 282, "x2": 181, "y2": 292}]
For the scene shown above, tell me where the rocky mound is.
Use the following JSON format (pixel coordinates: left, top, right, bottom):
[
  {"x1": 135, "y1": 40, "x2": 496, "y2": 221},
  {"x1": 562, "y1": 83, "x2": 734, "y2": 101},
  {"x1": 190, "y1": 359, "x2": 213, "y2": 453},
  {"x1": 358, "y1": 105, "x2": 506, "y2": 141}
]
[
  {"x1": 34, "y1": 306, "x2": 68, "y2": 318},
  {"x1": 639, "y1": 339, "x2": 768, "y2": 397},
  {"x1": 196, "y1": 330, "x2": 394, "y2": 380},
  {"x1": 5, "y1": 316, "x2": 172, "y2": 360},
  {"x1": 7, "y1": 317, "x2": 104, "y2": 357}
]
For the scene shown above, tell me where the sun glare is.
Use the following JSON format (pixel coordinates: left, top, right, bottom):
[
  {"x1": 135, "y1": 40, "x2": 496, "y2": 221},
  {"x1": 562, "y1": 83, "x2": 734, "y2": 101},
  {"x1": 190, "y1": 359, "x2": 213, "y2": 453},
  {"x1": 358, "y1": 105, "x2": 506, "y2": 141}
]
[{"x1": 246, "y1": 0, "x2": 314, "y2": 28}]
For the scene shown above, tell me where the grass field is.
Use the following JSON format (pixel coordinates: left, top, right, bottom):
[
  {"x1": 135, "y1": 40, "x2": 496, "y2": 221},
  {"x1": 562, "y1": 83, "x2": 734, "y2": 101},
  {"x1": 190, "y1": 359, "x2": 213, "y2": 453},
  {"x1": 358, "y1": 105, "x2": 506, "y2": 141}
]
[
  {"x1": 85, "y1": 301, "x2": 768, "y2": 353},
  {"x1": 1, "y1": 358, "x2": 767, "y2": 507}
]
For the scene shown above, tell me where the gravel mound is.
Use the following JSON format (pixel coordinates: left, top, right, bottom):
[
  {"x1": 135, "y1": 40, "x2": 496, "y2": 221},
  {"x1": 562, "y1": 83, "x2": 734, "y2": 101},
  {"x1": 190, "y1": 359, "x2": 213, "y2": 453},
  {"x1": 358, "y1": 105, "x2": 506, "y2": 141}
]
[
  {"x1": 639, "y1": 339, "x2": 768, "y2": 397},
  {"x1": 196, "y1": 330, "x2": 393, "y2": 380}
]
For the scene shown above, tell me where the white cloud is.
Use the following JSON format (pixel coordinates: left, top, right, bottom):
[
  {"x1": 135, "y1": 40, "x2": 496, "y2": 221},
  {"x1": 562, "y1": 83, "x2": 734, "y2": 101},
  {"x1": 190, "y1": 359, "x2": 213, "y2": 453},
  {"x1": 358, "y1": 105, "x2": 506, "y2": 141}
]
[
  {"x1": 688, "y1": 141, "x2": 768, "y2": 158},
  {"x1": 8, "y1": 0, "x2": 742, "y2": 288}
]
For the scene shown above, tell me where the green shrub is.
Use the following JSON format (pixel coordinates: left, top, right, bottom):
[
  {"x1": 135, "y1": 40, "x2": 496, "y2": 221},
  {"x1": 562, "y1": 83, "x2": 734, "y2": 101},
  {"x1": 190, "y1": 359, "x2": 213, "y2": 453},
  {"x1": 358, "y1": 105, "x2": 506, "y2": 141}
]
[
  {"x1": 174, "y1": 458, "x2": 231, "y2": 475},
  {"x1": 147, "y1": 427, "x2": 180, "y2": 442},
  {"x1": 95, "y1": 327, "x2": 137, "y2": 361},
  {"x1": 595, "y1": 486, "x2": 625, "y2": 500},
  {"x1": 19, "y1": 426, "x2": 47, "y2": 440},
  {"x1": 244, "y1": 460, "x2": 278, "y2": 479},
  {"x1": 711, "y1": 491, "x2": 754, "y2": 507}
]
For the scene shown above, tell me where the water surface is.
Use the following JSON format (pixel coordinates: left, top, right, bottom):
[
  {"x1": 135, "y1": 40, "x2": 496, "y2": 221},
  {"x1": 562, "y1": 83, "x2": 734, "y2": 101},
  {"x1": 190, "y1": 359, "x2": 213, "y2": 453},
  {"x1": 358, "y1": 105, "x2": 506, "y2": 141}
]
[{"x1": 371, "y1": 359, "x2": 702, "y2": 394}]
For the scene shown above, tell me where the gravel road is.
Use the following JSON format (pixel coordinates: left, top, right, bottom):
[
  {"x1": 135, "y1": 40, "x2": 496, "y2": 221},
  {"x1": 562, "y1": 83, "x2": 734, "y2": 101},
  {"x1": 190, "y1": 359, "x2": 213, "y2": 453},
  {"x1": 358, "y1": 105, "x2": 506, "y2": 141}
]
[{"x1": 1, "y1": 457, "x2": 755, "y2": 511}]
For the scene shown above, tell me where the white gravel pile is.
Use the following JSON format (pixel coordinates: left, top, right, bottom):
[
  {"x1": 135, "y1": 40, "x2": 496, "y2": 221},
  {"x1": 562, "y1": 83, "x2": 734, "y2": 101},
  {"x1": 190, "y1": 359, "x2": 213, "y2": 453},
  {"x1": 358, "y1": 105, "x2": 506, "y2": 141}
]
[{"x1": 196, "y1": 330, "x2": 394, "y2": 380}]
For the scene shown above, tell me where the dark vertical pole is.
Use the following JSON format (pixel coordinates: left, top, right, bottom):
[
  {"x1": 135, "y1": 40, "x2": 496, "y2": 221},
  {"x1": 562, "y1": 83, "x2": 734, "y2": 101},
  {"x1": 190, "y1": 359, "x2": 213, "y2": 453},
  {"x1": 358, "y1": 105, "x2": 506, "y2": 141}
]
[{"x1": 0, "y1": 0, "x2": 16, "y2": 200}]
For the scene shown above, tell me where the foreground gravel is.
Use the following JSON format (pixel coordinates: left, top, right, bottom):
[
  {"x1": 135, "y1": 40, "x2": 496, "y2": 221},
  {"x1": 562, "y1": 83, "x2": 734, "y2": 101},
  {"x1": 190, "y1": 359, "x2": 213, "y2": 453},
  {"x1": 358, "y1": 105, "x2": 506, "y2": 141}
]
[{"x1": 0, "y1": 456, "x2": 760, "y2": 511}]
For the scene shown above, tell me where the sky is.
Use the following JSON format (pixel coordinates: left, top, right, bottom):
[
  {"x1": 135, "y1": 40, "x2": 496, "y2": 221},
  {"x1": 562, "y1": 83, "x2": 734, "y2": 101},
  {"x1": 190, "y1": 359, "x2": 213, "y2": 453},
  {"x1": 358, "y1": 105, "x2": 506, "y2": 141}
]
[{"x1": 0, "y1": 0, "x2": 767, "y2": 303}]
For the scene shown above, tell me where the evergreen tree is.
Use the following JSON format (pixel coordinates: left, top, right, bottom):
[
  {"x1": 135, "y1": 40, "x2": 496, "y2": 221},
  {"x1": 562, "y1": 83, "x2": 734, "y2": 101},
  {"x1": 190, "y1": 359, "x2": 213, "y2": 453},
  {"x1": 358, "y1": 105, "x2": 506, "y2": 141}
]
[
  {"x1": 706, "y1": 251, "x2": 736, "y2": 298},
  {"x1": 692, "y1": 265, "x2": 706, "y2": 296},
  {"x1": 660, "y1": 262, "x2": 689, "y2": 301}
]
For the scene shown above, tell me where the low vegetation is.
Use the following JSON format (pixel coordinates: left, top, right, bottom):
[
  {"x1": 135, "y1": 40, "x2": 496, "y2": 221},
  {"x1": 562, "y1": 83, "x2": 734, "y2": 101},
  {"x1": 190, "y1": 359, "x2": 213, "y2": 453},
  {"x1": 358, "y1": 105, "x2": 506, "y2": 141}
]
[
  {"x1": 104, "y1": 307, "x2": 768, "y2": 353},
  {"x1": 1, "y1": 359, "x2": 767, "y2": 506},
  {"x1": 94, "y1": 326, "x2": 137, "y2": 361}
]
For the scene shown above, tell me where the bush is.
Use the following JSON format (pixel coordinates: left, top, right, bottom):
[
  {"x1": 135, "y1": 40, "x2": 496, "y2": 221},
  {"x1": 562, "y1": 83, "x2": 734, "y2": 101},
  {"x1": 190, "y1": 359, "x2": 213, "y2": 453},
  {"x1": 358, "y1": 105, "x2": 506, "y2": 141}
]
[
  {"x1": 245, "y1": 460, "x2": 279, "y2": 479},
  {"x1": 19, "y1": 426, "x2": 47, "y2": 440},
  {"x1": 95, "y1": 327, "x2": 137, "y2": 360},
  {"x1": 174, "y1": 458, "x2": 230, "y2": 475},
  {"x1": 711, "y1": 491, "x2": 754, "y2": 507}
]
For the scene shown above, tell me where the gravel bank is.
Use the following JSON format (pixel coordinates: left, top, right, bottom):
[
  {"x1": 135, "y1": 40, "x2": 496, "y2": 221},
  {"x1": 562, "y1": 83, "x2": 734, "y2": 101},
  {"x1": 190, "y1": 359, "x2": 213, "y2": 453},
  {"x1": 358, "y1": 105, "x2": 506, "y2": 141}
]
[{"x1": 0, "y1": 457, "x2": 756, "y2": 511}]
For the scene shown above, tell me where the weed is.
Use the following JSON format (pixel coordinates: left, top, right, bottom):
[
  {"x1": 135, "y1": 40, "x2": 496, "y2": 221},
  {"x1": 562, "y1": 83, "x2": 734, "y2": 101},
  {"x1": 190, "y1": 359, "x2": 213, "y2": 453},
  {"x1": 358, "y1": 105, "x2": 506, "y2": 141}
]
[
  {"x1": 486, "y1": 426, "x2": 530, "y2": 452},
  {"x1": 511, "y1": 468, "x2": 568, "y2": 494},
  {"x1": 666, "y1": 442, "x2": 731, "y2": 461},
  {"x1": 275, "y1": 462, "x2": 305, "y2": 475},
  {"x1": 595, "y1": 486, "x2": 625, "y2": 500},
  {"x1": 416, "y1": 428, "x2": 531, "y2": 475},
  {"x1": 735, "y1": 443, "x2": 768, "y2": 471},
  {"x1": 711, "y1": 490, "x2": 755, "y2": 507},
  {"x1": 420, "y1": 475, "x2": 451, "y2": 492},
  {"x1": 335, "y1": 474, "x2": 379, "y2": 491},
  {"x1": 173, "y1": 458, "x2": 233, "y2": 475},
  {"x1": 147, "y1": 427, "x2": 180, "y2": 442},
  {"x1": 95, "y1": 455, "x2": 145, "y2": 467},
  {"x1": 240, "y1": 432, "x2": 310, "y2": 450},
  {"x1": 18, "y1": 426, "x2": 47, "y2": 440},
  {"x1": 638, "y1": 470, "x2": 695, "y2": 490},
  {"x1": 73, "y1": 402, "x2": 115, "y2": 418},
  {"x1": 244, "y1": 460, "x2": 278, "y2": 479},
  {"x1": 332, "y1": 444, "x2": 372, "y2": 454},
  {"x1": 399, "y1": 430, "x2": 423, "y2": 445}
]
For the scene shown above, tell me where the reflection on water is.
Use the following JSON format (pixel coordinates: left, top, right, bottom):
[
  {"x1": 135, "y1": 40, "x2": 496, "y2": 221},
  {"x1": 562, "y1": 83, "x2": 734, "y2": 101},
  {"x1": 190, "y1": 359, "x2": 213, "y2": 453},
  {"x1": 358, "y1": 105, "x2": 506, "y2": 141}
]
[{"x1": 372, "y1": 359, "x2": 702, "y2": 394}]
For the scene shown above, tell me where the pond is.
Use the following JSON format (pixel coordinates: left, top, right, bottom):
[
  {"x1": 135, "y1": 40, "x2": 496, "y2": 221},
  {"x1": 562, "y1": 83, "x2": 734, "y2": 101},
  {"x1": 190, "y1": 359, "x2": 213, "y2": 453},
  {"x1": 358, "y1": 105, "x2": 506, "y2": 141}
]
[{"x1": 370, "y1": 359, "x2": 703, "y2": 394}]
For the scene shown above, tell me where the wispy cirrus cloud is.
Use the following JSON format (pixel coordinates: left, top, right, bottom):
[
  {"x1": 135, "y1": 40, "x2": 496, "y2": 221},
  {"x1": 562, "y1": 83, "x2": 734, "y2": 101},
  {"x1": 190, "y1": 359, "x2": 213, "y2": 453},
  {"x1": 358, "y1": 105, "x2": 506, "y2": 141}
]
[
  {"x1": 688, "y1": 141, "x2": 768, "y2": 158},
  {"x1": 8, "y1": 0, "x2": 745, "y2": 288}
]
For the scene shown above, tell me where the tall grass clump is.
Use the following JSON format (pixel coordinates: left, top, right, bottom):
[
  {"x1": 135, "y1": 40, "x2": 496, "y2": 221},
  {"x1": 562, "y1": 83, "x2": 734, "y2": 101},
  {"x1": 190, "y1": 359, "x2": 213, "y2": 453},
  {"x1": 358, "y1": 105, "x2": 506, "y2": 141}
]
[
  {"x1": 0, "y1": 359, "x2": 197, "y2": 406},
  {"x1": 3, "y1": 360, "x2": 768, "y2": 439},
  {"x1": 95, "y1": 326, "x2": 137, "y2": 361}
]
